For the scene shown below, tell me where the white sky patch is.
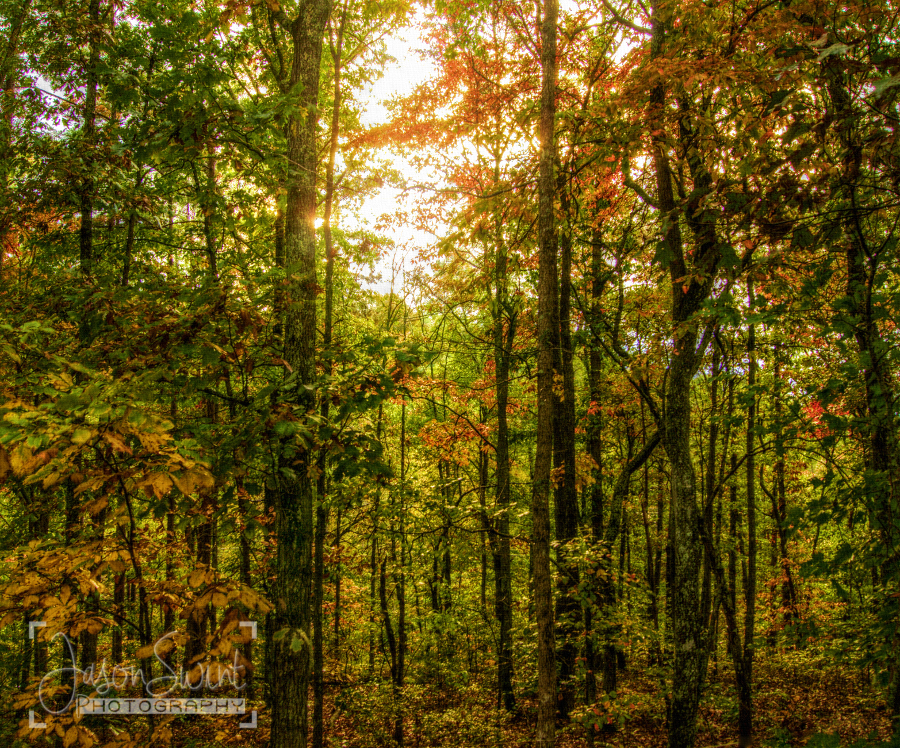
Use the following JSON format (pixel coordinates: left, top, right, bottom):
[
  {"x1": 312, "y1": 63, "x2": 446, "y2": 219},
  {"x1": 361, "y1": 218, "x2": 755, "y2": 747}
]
[{"x1": 350, "y1": 22, "x2": 437, "y2": 294}]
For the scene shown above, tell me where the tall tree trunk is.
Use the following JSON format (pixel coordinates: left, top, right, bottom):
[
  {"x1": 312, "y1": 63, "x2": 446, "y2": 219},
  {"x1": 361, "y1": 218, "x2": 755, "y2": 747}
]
[
  {"x1": 312, "y1": 8, "x2": 345, "y2": 744},
  {"x1": 771, "y1": 347, "x2": 797, "y2": 625},
  {"x1": 492, "y1": 185, "x2": 516, "y2": 712},
  {"x1": 267, "y1": 5, "x2": 332, "y2": 748},
  {"x1": 700, "y1": 344, "x2": 720, "y2": 628},
  {"x1": 369, "y1": 405, "x2": 383, "y2": 676},
  {"x1": 647, "y1": 3, "x2": 726, "y2": 742},
  {"x1": 79, "y1": 0, "x2": 101, "y2": 278},
  {"x1": 553, "y1": 203, "x2": 580, "y2": 719},
  {"x1": 393, "y1": 397, "x2": 408, "y2": 746},
  {"x1": 738, "y1": 291, "x2": 758, "y2": 747},
  {"x1": 649, "y1": 13, "x2": 716, "y2": 746},
  {"x1": 0, "y1": 0, "x2": 33, "y2": 269},
  {"x1": 533, "y1": 0, "x2": 560, "y2": 743},
  {"x1": 585, "y1": 228, "x2": 607, "y2": 704}
]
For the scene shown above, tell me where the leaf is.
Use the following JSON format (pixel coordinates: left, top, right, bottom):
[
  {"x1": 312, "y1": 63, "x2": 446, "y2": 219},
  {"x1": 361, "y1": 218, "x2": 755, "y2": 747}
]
[
  {"x1": 71, "y1": 428, "x2": 93, "y2": 445},
  {"x1": 172, "y1": 467, "x2": 213, "y2": 496},
  {"x1": 137, "y1": 432, "x2": 171, "y2": 452},
  {"x1": 188, "y1": 569, "x2": 206, "y2": 588},
  {"x1": 816, "y1": 43, "x2": 848, "y2": 61},
  {"x1": 102, "y1": 431, "x2": 132, "y2": 455},
  {"x1": 274, "y1": 420, "x2": 296, "y2": 437},
  {"x1": 146, "y1": 472, "x2": 173, "y2": 498},
  {"x1": 873, "y1": 74, "x2": 900, "y2": 96}
]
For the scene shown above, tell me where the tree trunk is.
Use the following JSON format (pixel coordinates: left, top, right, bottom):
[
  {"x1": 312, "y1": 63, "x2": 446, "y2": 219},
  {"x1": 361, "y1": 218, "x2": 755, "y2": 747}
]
[
  {"x1": 647, "y1": 4, "x2": 724, "y2": 742},
  {"x1": 79, "y1": 0, "x2": 101, "y2": 278},
  {"x1": 533, "y1": 0, "x2": 560, "y2": 744},
  {"x1": 739, "y1": 293, "x2": 758, "y2": 747},
  {"x1": 553, "y1": 203, "x2": 580, "y2": 719},
  {"x1": 312, "y1": 8, "x2": 345, "y2": 744},
  {"x1": 492, "y1": 182, "x2": 516, "y2": 712},
  {"x1": 268, "y1": 6, "x2": 332, "y2": 748},
  {"x1": 0, "y1": 0, "x2": 33, "y2": 269}
]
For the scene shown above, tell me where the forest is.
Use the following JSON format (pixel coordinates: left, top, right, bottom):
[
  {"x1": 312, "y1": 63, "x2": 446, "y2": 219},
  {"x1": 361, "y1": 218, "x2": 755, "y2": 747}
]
[{"x1": 0, "y1": 0, "x2": 898, "y2": 746}]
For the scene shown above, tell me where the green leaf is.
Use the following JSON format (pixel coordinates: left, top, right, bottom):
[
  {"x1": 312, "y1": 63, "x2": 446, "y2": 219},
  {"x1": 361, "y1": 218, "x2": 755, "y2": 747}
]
[
  {"x1": 274, "y1": 420, "x2": 296, "y2": 437},
  {"x1": 791, "y1": 226, "x2": 815, "y2": 249},
  {"x1": 71, "y1": 428, "x2": 93, "y2": 445}
]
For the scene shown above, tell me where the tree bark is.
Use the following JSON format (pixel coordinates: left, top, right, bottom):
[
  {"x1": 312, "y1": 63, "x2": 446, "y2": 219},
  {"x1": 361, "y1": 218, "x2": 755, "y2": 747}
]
[
  {"x1": 648, "y1": 5, "x2": 721, "y2": 743},
  {"x1": 553, "y1": 202, "x2": 580, "y2": 719},
  {"x1": 533, "y1": 0, "x2": 559, "y2": 743},
  {"x1": 739, "y1": 291, "x2": 758, "y2": 747},
  {"x1": 79, "y1": 0, "x2": 101, "y2": 278},
  {"x1": 492, "y1": 197, "x2": 516, "y2": 712},
  {"x1": 312, "y1": 8, "x2": 345, "y2": 744},
  {"x1": 268, "y1": 4, "x2": 333, "y2": 748}
]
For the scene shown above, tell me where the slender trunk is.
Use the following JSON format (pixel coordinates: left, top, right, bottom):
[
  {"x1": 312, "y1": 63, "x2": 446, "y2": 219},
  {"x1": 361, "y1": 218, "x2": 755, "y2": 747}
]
[
  {"x1": 369, "y1": 405, "x2": 383, "y2": 676},
  {"x1": 312, "y1": 496, "x2": 327, "y2": 748},
  {"x1": 478, "y1": 447, "x2": 488, "y2": 613},
  {"x1": 334, "y1": 507, "x2": 342, "y2": 652},
  {"x1": 599, "y1": 432, "x2": 661, "y2": 719},
  {"x1": 79, "y1": 506, "x2": 106, "y2": 671},
  {"x1": 394, "y1": 398, "x2": 407, "y2": 746},
  {"x1": 312, "y1": 9, "x2": 344, "y2": 743},
  {"x1": 739, "y1": 291, "x2": 758, "y2": 747},
  {"x1": 79, "y1": 0, "x2": 101, "y2": 278},
  {"x1": 493, "y1": 190, "x2": 516, "y2": 712},
  {"x1": 700, "y1": 345, "x2": 720, "y2": 628},
  {"x1": 553, "y1": 203, "x2": 580, "y2": 719},
  {"x1": 586, "y1": 229, "x2": 606, "y2": 702},
  {"x1": 533, "y1": 1, "x2": 560, "y2": 743},
  {"x1": 0, "y1": 0, "x2": 33, "y2": 269},
  {"x1": 772, "y1": 348, "x2": 797, "y2": 624}
]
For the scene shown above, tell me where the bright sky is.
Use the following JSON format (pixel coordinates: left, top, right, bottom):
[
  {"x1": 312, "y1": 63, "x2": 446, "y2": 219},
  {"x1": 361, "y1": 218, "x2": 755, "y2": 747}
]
[
  {"x1": 346, "y1": 0, "x2": 608, "y2": 295},
  {"x1": 349, "y1": 25, "x2": 437, "y2": 295}
]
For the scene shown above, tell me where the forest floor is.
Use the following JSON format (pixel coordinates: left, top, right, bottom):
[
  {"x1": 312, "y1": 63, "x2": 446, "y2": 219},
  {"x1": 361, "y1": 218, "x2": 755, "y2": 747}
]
[{"x1": 4, "y1": 656, "x2": 889, "y2": 748}]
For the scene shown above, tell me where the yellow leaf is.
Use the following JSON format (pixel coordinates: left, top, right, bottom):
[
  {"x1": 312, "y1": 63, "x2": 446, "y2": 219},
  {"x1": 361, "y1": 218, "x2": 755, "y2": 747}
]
[
  {"x1": 102, "y1": 432, "x2": 132, "y2": 455},
  {"x1": 188, "y1": 569, "x2": 205, "y2": 588},
  {"x1": 148, "y1": 473, "x2": 172, "y2": 498},
  {"x1": 211, "y1": 591, "x2": 228, "y2": 608},
  {"x1": 71, "y1": 428, "x2": 93, "y2": 445},
  {"x1": 137, "y1": 432, "x2": 171, "y2": 452},
  {"x1": 84, "y1": 497, "x2": 109, "y2": 516},
  {"x1": 0, "y1": 446, "x2": 11, "y2": 477},
  {"x1": 42, "y1": 471, "x2": 61, "y2": 489},
  {"x1": 86, "y1": 619, "x2": 103, "y2": 635},
  {"x1": 9, "y1": 445, "x2": 32, "y2": 476}
]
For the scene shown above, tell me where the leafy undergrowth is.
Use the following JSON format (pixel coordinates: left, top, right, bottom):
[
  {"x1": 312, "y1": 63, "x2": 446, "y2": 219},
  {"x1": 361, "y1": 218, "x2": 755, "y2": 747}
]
[{"x1": 4, "y1": 656, "x2": 892, "y2": 748}]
